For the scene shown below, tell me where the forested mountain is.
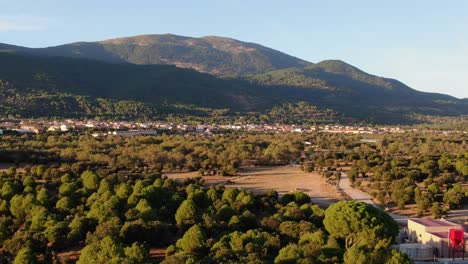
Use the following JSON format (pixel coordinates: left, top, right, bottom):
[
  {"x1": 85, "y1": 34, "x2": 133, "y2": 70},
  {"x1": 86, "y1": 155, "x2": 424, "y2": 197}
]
[
  {"x1": 0, "y1": 34, "x2": 310, "y2": 76},
  {"x1": 0, "y1": 35, "x2": 467, "y2": 124},
  {"x1": 0, "y1": 53, "x2": 263, "y2": 110},
  {"x1": 247, "y1": 60, "x2": 467, "y2": 120}
]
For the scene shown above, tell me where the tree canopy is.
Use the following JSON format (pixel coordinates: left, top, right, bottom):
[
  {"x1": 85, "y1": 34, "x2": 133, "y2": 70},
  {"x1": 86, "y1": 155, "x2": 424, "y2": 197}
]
[{"x1": 324, "y1": 201, "x2": 398, "y2": 250}]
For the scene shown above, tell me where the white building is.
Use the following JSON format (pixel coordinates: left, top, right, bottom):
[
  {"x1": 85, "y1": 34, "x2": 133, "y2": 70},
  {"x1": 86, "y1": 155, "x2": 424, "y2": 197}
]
[{"x1": 407, "y1": 218, "x2": 467, "y2": 259}]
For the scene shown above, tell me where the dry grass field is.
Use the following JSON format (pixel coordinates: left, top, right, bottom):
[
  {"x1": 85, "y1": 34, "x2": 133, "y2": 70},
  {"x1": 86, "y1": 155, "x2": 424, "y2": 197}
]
[{"x1": 165, "y1": 166, "x2": 342, "y2": 207}]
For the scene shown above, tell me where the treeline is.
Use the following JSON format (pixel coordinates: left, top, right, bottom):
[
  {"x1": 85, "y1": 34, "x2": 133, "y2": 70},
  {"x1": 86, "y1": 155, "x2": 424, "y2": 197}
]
[
  {"x1": 0, "y1": 80, "x2": 157, "y2": 120},
  {"x1": 301, "y1": 132, "x2": 468, "y2": 216},
  {"x1": 411, "y1": 114, "x2": 468, "y2": 131},
  {"x1": 0, "y1": 133, "x2": 304, "y2": 177},
  {"x1": 1, "y1": 79, "x2": 344, "y2": 125}
]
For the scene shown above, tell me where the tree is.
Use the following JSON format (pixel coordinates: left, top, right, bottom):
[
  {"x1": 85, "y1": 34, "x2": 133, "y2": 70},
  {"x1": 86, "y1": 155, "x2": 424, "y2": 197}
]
[
  {"x1": 135, "y1": 199, "x2": 155, "y2": 220},
  {"x1": 175, "y1": 199, "x2": 197, "y2": 226},
  {"x1": 6, "y1": 167, "x2": 16, "y2": 177},
  {"x1": 390, "y1": 180, "x2": 413, "y2": 209},
  {"x1": 35, "y1": 165, "x2": 46, "y2": 178},
  {"x1": 280, "y1": 193, "x2": 295, "y2": 205},
  {"x1": 77, "y1": 236, "x2": 149, "y2": 264},
  {"x1": 120, "y1": 220, "x2": 169, "y2": 246},
  {"x1": 222, "y1": 188, "x2": 239, "y2": 204},
  {"x1": 427, "y1": 183, "x2": 440, "y2": 196},
  {"x1": 44, "y1": 220, "x2": 69, "y2": 246},
  {"x1": 0, "y1": 221, "x2": 8, "y2": 242},
  {"x1": 1, "y1": 181, "x2": 17, "y2": 200},
  {"x1": 348, "y1": 170, "x2": 358, "y2": 184},
  {"x1": 443, "y1": 183, "x2": 466, "y2": 209},
  {"x1": 22, "y1": 176, "x2": 35, "y2": 188},
  {"x1": 116, "y1": 183, "x2": 132, "y2": 200},
  {"x1": 419, "y1": 160, "x2": 439, "y2": 177},
  {"x1": 206, "y1": 187, "x2": 220, "y2": 203},
  {"x1": 298, "y1": 231, "x2": 325, "y2": 258},
  {"x1": 81, "y1": 170, "x2": 100, "y2": 191},
  {"x1": 323, "y1": 201, "x2": 398, "y2": 250},
  {"x1": 68, "y1": 215, "x2": 92, "y2": 242},
  {"x1": 36, "y1": 188, "x2": 51, "y2": 207},
  {"x1": 10, "y1": 194, "x2": 36, "y2": 222},
  {"x1": 279, "y1": 221, "x2": 314, "y2": 242},
  {"x1": 460, "y1": 165, "x2": 468, "y2": 176},
  {"x1": 215, "y1": 204, "x2": 235, "y2": 222},
  {"x1": 60, "y1": 173, "x2": 72, "y2": 183},
  {"x1": 414, "y1": 187, "x2": 432, "y2": 215},
  {"x1": 430, "y1": 202, "x2": 446, "y2": 219},
  {"x1": 124, "y1": 242, "x2": 151, "y2": 264},
  {"x1": 385, "y1": 249, "x2": 411, "y2": 264},
  {"x1": 293, "y1": 192, "x2": 311, "y2": 205},
  {"x1": 274, "y1": 244, "x2": 303, "y2": 264},
  {"x1": 56, "y1": 197, "x2": 74, "y2": 212},
  {"x1": 175, "y1": 225, "x2": 207, "y2": 255},
  {"x1": 13, "y1": 247, "x2": 37, "y2": 264},
  {"x1": 343, "y1": 246, "x2": 370, "y2": 264},
  {"x1": 58, "y1": 182, "x2": 77, "y2": 197}
]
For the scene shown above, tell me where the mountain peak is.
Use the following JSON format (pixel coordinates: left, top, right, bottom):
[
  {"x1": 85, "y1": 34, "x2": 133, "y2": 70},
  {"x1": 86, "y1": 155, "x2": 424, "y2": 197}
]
[
  {"x1": 88, "y1": 33, "x2": 310, "y2": 75},
  {"x1": 200, "y1": 35, "x2": 236, "y2": 40},
  {"x1": 314, "y1": 60, "x2": 364, "y2": 75},
  {"x1": 98, "y1": 33, "x2": 190, "y2": 46},
  {"x1": 1, "y1": 33, "x2": 311, "y2": 75}
]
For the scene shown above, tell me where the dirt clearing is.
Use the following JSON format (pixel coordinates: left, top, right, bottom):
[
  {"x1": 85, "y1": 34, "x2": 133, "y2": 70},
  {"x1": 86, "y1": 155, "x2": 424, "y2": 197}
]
[{"x1": 165, "y1": 166, "x2": 342, "y2": 207}]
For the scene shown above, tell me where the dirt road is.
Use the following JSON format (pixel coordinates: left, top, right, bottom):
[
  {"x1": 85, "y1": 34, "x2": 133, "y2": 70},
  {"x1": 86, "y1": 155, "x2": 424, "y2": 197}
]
[{"x1": 339, "y1": 173, "x2": 408, "y2": 224}]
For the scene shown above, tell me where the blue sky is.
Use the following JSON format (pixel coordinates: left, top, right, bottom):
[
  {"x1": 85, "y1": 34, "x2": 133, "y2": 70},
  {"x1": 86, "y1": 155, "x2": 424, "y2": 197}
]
[{"x1": 1, "y1": 0, "x2": 467, "y2": 98}]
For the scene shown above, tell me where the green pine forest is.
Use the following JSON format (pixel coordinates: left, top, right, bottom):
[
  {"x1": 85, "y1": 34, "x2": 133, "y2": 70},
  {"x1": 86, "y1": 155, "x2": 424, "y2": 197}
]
[{"x1": 0, "y1": 131, "x2": 466, "y2": 263}]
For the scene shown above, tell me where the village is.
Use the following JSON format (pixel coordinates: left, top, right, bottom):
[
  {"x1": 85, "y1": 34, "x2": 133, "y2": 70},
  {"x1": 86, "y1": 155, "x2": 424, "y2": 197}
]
[{"x1": 0, "y1": 117, "x2": 462, "y2": 137}]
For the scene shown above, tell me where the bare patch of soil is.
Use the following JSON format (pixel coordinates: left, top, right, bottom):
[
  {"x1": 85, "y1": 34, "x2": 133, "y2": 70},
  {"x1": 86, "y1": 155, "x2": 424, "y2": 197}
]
[{"x1": 165, "y1": 166, "x2": 342, "y2": 207}]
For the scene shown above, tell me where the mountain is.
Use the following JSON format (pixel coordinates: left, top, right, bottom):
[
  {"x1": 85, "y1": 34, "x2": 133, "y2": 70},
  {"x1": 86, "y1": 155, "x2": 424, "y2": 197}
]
[
  {"x1": 0, "y1": 52, "x2": 266, "y2": 110},
  {"x1": 247, "y1": 60, "x2": 467, "y2": 121},
  {"x1": 249, "y1": 60, "x2": 456, "y2": 102},
  {"x1": 0, "y1": 34, "x2": 310, "y2": 76},
  {"x1": 0, "y1": 34, "x2": 467, "y2": 124}
]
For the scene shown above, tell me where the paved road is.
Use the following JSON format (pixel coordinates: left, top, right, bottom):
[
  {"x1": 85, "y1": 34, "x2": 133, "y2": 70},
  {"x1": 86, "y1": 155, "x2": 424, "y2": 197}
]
[
  {"x1": 339, "y1": 173, "x2": 409, "y2": 224},
  {"x1": 446, "y1": 207, "x2": 468, "y2": 227}
]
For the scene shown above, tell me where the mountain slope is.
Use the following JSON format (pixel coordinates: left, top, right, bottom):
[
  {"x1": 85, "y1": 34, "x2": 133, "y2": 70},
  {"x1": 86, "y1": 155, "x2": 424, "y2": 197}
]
[
  {"x1": 1, "y1": 34, "x2": 310, "y2": 76},
  {"x1": 247, "y1": 60, "x2": 467, "y2": 119},
  {"x1": 0, "y1": 79, "x2": 160, "y2": 119},
  {"x1": 0, "y1": 52, "x2": 268, "y2": 110},
  {"x1": 0, "y1": 52, "x2": 467, "y2": 123}
]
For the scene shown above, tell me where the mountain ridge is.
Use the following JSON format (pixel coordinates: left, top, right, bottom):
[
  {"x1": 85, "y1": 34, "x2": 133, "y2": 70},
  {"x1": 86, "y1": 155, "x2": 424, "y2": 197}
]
[
  {"x1": 0, "y1": 33, "x2": 466, "y2": 123},
  {"x1": 0, "y1": 33, "x2": 311, "y2": 76},
  {"x1": 0, "y1": 51, "x2": 466, "y2": 123}
]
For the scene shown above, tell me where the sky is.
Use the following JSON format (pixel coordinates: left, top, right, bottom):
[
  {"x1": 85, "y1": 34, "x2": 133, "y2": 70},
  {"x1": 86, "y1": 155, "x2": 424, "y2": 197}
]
[{"x1": 1, "y1": 0, "x2": 467, "y2": 98}]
